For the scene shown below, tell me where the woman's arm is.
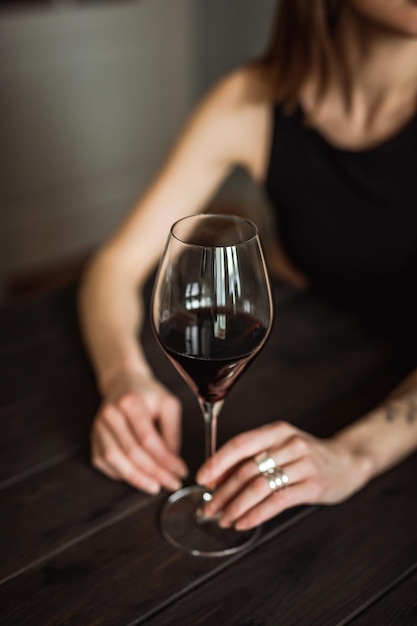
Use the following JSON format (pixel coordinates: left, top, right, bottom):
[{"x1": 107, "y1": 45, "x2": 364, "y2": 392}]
[
  {"x1": 196, "y1": 369, "x2": 417, "y2": 529},
  {"x1": 334, "y1": 368, "x2": 417, "y2": 476},
  {"x1": 78, "y1": 68, "x2": 267, "y2": 493}
]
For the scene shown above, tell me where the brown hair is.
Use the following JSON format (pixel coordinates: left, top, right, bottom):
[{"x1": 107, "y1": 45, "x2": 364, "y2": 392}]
[{"x1": 256, "y1": 0, "x2": 339, "y2": 112}]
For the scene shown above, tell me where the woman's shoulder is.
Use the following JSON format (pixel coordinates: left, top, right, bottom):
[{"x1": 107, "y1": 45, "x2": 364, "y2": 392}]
[
  {"x1": 203, "y1": 64, "x2": 272, "y2": 180},
  {"x1": 209, "y1": 64, "x2": 272, "y2": 111}
]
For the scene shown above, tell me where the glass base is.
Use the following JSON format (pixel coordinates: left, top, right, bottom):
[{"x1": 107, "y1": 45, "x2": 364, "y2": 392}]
[{"x1": 160, "y1": 484, "x2": 261, "y2": 557}]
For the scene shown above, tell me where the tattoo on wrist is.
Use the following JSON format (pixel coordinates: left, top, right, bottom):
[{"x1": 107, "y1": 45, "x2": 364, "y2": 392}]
[{"x1": 385, "y1": 389, "x2": 417, "y2": 423}]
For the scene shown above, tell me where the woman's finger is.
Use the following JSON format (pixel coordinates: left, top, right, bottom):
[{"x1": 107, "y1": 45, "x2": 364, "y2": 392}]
[
  {"x1": 216, "y1": 459, "x2": 305, "y2": 526},
  {"x1": 91, "y1": 436, "x2": 121, "y2": 481},
  {"x1": 157, "y1": 394, "x2": 183, "y2": 456},
  {"x1": 100, "y1": 405, "x2": 182, "y2": 491},
  {"x1": 204, "y1": 458, "x2": 258, "y2": 517},
  {"x1": 205, "y1": 441, "x2": 313, "y2": 517},
  {"x1": 119, "y1": 394, "x2": 188, "y2": 478},
  {"x1": 196, "y1": 422, "x2": 294, "y2": 486},
  {"x1": 93, "y1": 420, "x2": 161, "y2": 494},
  {"x1": 233, "y1": 480, "x2": 319, "y2": 530}
]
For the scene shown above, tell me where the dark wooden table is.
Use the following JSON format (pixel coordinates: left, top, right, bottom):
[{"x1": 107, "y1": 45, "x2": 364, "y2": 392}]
[{"x1": 1, "y1": 281, "x2": 417, "y2": 625}]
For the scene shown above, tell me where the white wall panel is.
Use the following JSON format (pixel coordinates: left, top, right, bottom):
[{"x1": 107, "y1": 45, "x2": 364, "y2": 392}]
[
  {"x1": 0, "y1": 0, "x2": 193, "y2": 273},
  {"x1": 0, "y1": 0, "x2": 276, "y2": 277}
]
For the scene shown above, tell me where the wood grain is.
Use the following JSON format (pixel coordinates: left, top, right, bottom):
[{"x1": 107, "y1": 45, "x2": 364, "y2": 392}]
[
  {"x1": 1, "y1": 282, "x2": 417, "y2": 626},
  {"x1": 350, "y1": 568, "x2": 417, "y2": 625},
  {"x1": 0, "y1": 287, "x2": 98, "y2": 485},
  {"x1": 144, "y1": 452, "x2": 417, "y2": 626},
  {"x1": 0, "y1": 453, "x2": 152, "y2": 583},
  {"x1": 0, "y1": 490, "x2": 312, "y2": 625}
]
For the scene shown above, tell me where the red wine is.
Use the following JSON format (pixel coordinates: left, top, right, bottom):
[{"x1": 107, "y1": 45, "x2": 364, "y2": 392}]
[{"x1": 157, "y1": 308, "x2": 267, "y2": 403}]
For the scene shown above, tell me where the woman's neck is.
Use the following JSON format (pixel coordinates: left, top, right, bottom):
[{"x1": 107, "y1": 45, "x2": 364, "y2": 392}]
[
  {"x1": 300, "y1": 3, "x2": 417, "y2": 149},
  {"x1": 332, "y1": 3, "x2": 417, "y2": 117}
]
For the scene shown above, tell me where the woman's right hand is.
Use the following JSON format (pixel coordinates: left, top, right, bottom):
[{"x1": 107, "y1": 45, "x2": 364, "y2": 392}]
[{"x1": 91, "y1": 370, "x2": 188, "y2": 494}]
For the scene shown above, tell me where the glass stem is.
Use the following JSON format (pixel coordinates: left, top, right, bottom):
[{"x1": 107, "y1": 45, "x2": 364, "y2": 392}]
[
  {"x1": 197, "y1": 399, "x2": 223, "y2": 513},
  {"x1": 199, "y1": 399, "x2": 223, "y2": 463}
]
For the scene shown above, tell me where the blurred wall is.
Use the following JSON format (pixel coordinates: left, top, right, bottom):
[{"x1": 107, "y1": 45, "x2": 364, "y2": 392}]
[
  {"x1": 0, "y1": 0, "x2": 276, "y2": 282},
  {"x1": 191, "y1": 0, "x2": 276, "y2": 98}
]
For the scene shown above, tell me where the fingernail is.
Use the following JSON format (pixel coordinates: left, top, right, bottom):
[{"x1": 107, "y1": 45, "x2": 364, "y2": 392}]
[
  {"x1": 172, "y1": 459, "x2": 187, "y2": 477},
  {"x1": 196, "y1": 475, "x2": 215, "y2": 490},
  {"x1": 168, "y1": 479, "x2": 182, "y2": 492},
  {"x1": 147, "y1": 482, "x2": 160, "y2": 495},
  {"x1": 178, "y1": 466, "x2": 189, "y2": 479},
  {"x1": 218, "y1": 517, "x2": 232, "y2": 529},
  {"x1": 196, "y1": 467, "x2": 209, "y2": 483}
]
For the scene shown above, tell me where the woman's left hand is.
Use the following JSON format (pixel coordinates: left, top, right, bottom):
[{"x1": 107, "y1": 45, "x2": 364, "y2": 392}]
[{"x1": 196, "y1": 421, "x2": 371, "y2": 530}]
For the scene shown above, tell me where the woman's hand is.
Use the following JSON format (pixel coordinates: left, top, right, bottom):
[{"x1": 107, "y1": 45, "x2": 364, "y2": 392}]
[
  {"x1": 91, "y1": 370, "x2": 188, "y2": 494},
  {"x1": 196, "y1": 421, "x2": 372, "y2": 530}
]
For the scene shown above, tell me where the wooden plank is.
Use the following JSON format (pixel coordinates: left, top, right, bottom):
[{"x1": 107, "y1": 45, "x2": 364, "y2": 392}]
[
  {"x1": 0, "y1": 382, "x2": 202, "y2": 582},
  {"x1": 0, "y1": 282, "x2": 188, "y2": 485},
  {"x1": 1, "y1": 449, "x2": 417, "y2": 626},
  {"x1": 348, "y1": 568, "x2": 417, "y2": 625},
  {"x1": 0, "y1": 356, "x2": 401, "y2": 585},
  {"x1": 2, "y1": 282, "x2": 416, "y2": 625},
  {"x1": 2, "y1": 280, "x2": 403, "y2": 485},
  {"x1": 0, "y1": 485, "x2": 312, "y2": 625},
  {"x1": 143, "y1": 452, "x2": 417, "y2": 626},
  {"x1": 0, "y1": 286, "x2": 78, "y2": 354},
  {"x1": 0, "y1": 285, "x2": 99, "y2": 483},
  {"x1": 0, "y1": 281, "x2": 410, "y2": 530},
  {"x1": 0, "y1": 287, "x2": 95, "y2": 412},
  {"x1": 0, "y1": 388, "x2": 97, "y2": 488},
  {"x1": 0, "y1": 360, "x2": 414, "y2": 624},
  {"x1": 0, "y1": 454, "x2": 154, "y2": 584}
]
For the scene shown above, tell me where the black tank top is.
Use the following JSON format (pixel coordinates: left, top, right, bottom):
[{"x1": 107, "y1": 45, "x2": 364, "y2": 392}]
[{"x1": 264, "y1": 104, "x2": 417, "y2": 347}]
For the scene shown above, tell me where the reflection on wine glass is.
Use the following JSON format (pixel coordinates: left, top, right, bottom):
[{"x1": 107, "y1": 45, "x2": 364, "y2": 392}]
[{"x1": 151, "y1": 214, "x2": 273, "y2": 557}]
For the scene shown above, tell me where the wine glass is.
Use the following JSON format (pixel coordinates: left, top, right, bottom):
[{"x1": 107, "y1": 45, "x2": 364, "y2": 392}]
[{"x1": 151, "y1": 214, "x2": 273, "y2": 556}]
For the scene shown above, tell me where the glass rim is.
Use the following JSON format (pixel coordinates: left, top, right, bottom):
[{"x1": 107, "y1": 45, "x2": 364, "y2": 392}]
[{"x1": 170, "y1": 213, "x2": 259, "y2": 249}]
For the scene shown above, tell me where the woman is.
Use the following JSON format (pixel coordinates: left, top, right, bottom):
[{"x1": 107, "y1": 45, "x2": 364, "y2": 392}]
[{"x1": 79, "y1": 0, "x2": 417, "y2": 531}]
